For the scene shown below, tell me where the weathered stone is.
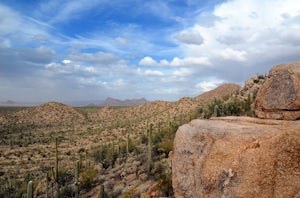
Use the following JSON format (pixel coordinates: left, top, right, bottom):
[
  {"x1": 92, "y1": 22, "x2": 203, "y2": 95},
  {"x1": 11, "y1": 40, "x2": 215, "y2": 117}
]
[
  {"x1": 172, "y1": 117, "x2": 300, "y2": 198},
  {"x1": 255, "y1": 62, "x2": 300, "y2": 120}
]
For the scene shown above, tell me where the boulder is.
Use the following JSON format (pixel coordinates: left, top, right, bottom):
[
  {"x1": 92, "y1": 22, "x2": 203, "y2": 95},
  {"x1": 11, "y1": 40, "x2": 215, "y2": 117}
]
[
  {"x1": 254, "y1": 62, "x2": 300, "y2": 120},
  {"x1": 172, "y1": 117, "x2": 300, "y2": 198}
]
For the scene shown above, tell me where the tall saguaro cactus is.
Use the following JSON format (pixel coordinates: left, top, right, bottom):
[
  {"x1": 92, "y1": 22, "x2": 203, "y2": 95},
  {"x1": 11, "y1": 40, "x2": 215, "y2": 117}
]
[
  {"x1": 27, "y1": 180, "x2": 33, "y2": 198},
  {"x1": 214, "y1": 105, "x2": 218, "y2": 117},
  {"x1": 46, "y1": 172, "x2": 49, "y2": 198},
  {"x1": 75, "y1": 160, "x2": 79, "y2": 198},
  {"x1": 167, "y1": 112, "x2": 172, "y2": 133},
  {"x1": 147, "y1": 123, "x2": 153, "y2": 175},
  {"x1": 54, "y1": 137, "x2": 59, "y2": 198},
  {"x1": 126, "y1": 133, "x2": 130, "y2": 157},
  {"x1": 98, "y1": 184, "x2": 105, "y2": 198}
]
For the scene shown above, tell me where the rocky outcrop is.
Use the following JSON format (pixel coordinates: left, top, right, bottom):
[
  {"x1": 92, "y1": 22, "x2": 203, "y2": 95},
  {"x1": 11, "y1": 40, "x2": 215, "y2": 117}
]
[
  {"x1": 172, "y1": 117, "x2": 300, "y2": 198},
  {"x1": 255, "y1": 62, "x2": 300, "y2": 120}
]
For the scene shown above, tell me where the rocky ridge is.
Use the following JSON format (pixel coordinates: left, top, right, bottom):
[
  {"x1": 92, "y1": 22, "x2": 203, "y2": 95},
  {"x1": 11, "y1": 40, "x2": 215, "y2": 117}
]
[{"x1": 172, "y1": 62, "x2": 300, "y2": 198}]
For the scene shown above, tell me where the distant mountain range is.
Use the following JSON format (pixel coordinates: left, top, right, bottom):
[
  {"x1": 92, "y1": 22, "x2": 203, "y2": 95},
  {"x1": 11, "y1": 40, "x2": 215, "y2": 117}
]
[
  {"x1": 0, "y1": 97, "x2": 150, "y2": 107},
  {"x1": 101, "y1": 97, "x2": 149, "y2": 106},
  {"x1": 1, "y1": 100, "x2": 16, "y2": 105}
]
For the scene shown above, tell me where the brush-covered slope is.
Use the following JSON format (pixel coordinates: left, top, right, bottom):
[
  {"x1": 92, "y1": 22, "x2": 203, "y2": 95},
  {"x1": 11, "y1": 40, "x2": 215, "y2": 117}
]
[{"x1": 4, "y1": 102, "x2": 86, "y2": 127}]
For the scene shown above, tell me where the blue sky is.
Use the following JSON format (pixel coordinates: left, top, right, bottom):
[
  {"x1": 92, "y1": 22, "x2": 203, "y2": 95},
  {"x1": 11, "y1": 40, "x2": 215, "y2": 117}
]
[{"x1": 1, "y1": 0, "x2": 300, "y2": 103}]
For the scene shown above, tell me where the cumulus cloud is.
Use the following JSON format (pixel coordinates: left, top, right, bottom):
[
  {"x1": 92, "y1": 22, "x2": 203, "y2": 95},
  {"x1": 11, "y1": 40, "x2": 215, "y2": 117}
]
[
  {"x1": 195, "y1": 79, "x2": 225, "y2": 92},
  {"x1": 144, "y1": 69, "x2": 164, "y2": 76},
  {"x1": 45, "y1": 61, "x2": 99, "y2": 76},
  {"x1": 139, "y1": 56, "x2": 158, "y2": 66},
  {"x1": 139, "y1": 56, "x2": 211, "y2": 67},
  {"x1": 167, "y1": 0, "x2": 300, "y2": 85},
  {"x1": 62, "y1": 59, "x2": 71, "y2": 64},
  {"x1": 174, "y1": 30, "x2": 204, "y2": 45},
  {"x1": 220, "y1": 48, "x2": 247, "y2": 62}
]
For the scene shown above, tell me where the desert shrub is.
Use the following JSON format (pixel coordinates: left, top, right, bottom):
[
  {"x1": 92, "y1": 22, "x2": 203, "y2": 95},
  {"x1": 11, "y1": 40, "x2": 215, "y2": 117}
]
[
  {"x1": 258, "y1": 74, "x2": 266, "y2": 79},
  {"x1": 154, "y1": 161, "x2": 173, "y2": 196},
  {"x1": 80, "y1": 166, "x2": 98, "y2": 190},
  {"x1": 92, "y1": 145, "x2": 114, "y2": 168},
  {"x1": 141, "y1": 133, "x2": 148, "y2": 144},
  {"x1": 121, "y1": 188, "x2": 138, "y2": 198},
  {"x1": 60, "y1": 185, "x2": 74, "y2": 197},
  {"x1": 78, "y1": 148, "x2": 85, "y2": 153},
  {"x1": 155, "y1": 140, "x2": 173, "y2": 156},
  {"x1": 58, "y1": 170, "x2": 73, "y2": 186},
  {"x1": 253, "y1": 79, "x2": 260, "y2": 83}
]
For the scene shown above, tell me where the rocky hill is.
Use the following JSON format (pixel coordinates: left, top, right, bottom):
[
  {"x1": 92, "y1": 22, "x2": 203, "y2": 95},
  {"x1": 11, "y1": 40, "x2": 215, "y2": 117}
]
[
  {"x1": 171, "y1": 62, "x2": 300, "y2": 198},
  {"x1": 1, "y1": 102, "x2": 86, "y2": 128},
  {"x1": 195, "y1": 83, "x2": 241, "y2": 102}
]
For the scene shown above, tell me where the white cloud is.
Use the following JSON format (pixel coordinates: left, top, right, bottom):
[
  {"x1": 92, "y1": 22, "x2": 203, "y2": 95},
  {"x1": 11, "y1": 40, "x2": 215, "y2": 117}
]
[
  {"x1": 78, "y1": 77, "x2": 107, "y2": 87},
  {"x1": 139, "y1": 56, "x2": 158, "y2": 66},
  {"x1": 168, "y1": 0, "x2": 300, "y2": 84},
  {"x1": 62, "y1": 59, "x2": 71, "y2": 64},
  {"x1": 174, "y1": 29, "x2": 204, "y2": 45},
  {"x1": 45, "y1": 61, "x2": 99, "y2": 75},
  {"x1": 144, "y1": 69, "x2": 164, "y2": 76},
  {"x1": 195, "y1": 79, "x2": 225, "y2": 92},
  {"x1": 220, "y1": 48, "x2": 247, "y2": 62},
  {"x1": 139, "y1": 56, "x2": 211, "y2": 67},
  {"x1": 172, "y1": 68, "x2": 192, "y2": 78}
]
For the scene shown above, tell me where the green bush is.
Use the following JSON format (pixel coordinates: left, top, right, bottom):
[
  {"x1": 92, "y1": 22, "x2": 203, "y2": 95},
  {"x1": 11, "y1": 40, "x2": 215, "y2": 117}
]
[
  {"x1": 60, "y1": 185, "x2": 74, "y2": 197},
  {"x1": 155, "y1": 140, "x2": 173, "y2": 156},
  {"x1": 154, "y1": 161, "x2": 173, "y2": 196},
  {"x1": 80, "y1": 166, "x2": 98, "y2": 190},
  {"x1": 121, "y1": 188, "x2": 137, "y2": 198}
]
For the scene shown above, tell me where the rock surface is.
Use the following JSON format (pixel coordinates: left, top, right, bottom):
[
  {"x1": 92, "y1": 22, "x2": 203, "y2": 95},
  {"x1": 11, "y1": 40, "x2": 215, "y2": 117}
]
[
  {"x1": 172, "y1": 117, "x2": 300, "y2": 198},
  {"x1": 255, "y1": 62, "x2": 300, "y2": 120}
]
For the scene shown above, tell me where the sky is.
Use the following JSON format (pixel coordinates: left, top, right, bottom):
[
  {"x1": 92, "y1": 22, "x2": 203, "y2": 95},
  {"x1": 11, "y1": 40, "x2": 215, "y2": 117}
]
[{"x1": 1, "y1": 0, "x2": 300, "y2": 103}]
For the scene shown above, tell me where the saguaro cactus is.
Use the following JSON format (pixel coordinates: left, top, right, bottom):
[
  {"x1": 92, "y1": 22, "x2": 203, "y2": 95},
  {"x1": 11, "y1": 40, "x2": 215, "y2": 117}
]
[
  {"x1": 98, "y1": 184, "x2": 105, "y2": 198},
  {"x1": 46, "y1": 172, "x2": 49, "y2": 198},
  {"x1": 54, "y1": 137, "x2": 59, "y2": 198},
  {"x1": 214, "y1": 105, "x2": 218, "y2": 117},
  {"x1": 27, "y1": 180, "x2": 33, "y2": 198},
  {"x1": 75, "y1": 160, "x2": 79, "y2": 198},
  {"x1": 147, "y1": 123, "x2": 153, "y2": 175},
  {"x1": 167, "y1": 112, "x2": 172, "y2": 133}
]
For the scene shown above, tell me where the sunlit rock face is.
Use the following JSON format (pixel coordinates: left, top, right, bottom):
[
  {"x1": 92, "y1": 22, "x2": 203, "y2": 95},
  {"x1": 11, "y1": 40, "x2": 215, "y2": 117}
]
[
  {"x1": 172, "y1": 117, "x2": 300, "y2": 198},
  {"x1": 255, "y1": 62, "x2": 300, "y2": 120}
]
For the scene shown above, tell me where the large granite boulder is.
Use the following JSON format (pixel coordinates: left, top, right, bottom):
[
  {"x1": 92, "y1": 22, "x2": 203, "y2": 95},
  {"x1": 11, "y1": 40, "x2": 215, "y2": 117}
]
[
  {"x1": 254, "y1": 62, "x2": 300, "y2": 120},
  {"x1": 172, "y1": 117, "x2": 300, "y2": 198}
]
